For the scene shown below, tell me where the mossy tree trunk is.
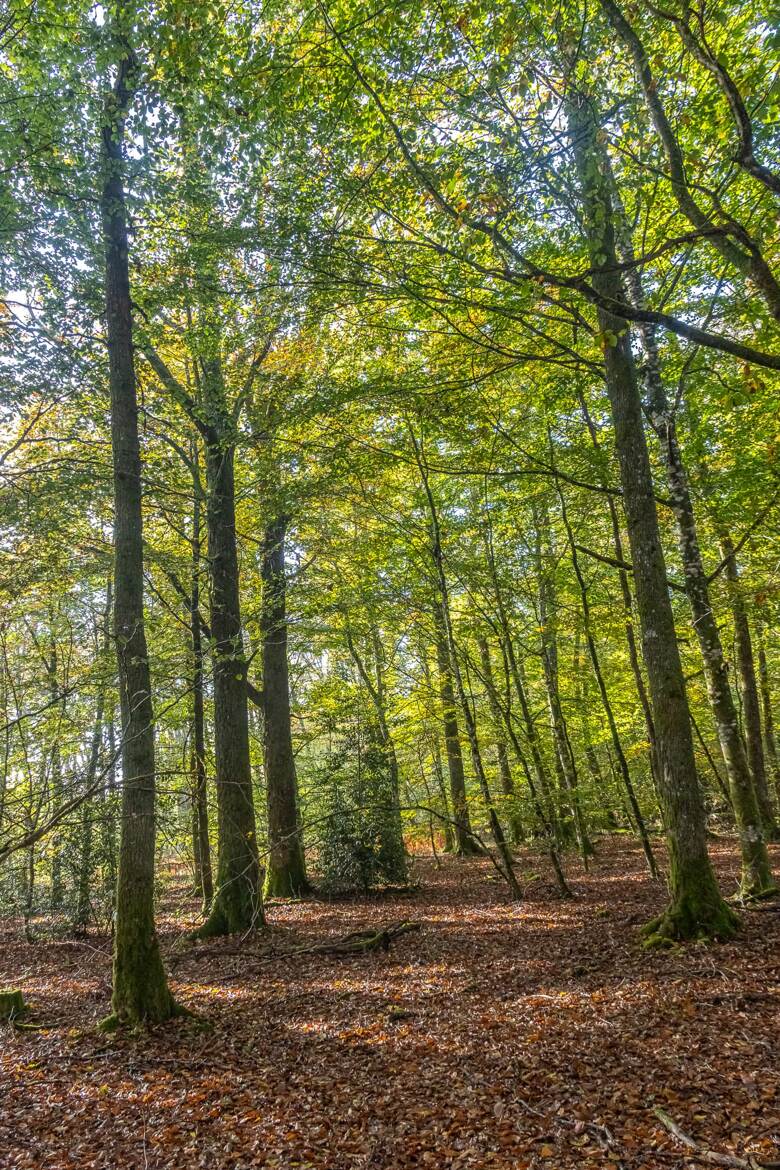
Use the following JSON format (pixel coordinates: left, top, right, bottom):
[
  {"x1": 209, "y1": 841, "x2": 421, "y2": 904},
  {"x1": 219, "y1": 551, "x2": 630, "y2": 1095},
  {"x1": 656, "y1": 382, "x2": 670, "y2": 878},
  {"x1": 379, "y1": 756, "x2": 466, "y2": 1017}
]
[
  {"x1": 567, "y1": 90, "x2": 737, "y2": 942},
  {"x1": 189, "y1": 447, "x2": 213, "y2": 912},
  {"x1": 100, "y1": 44, "x2": 174, "y2": 1026},
  {"x1": 261, "y1": 516, "x2": 309, "y2": 897}
]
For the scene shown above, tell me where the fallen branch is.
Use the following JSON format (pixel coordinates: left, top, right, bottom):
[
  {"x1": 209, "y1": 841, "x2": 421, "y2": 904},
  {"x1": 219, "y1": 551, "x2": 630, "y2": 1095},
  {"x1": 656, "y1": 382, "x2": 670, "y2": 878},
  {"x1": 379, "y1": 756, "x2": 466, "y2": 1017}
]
[
  {"x1": 207, "y1": 921, "x2": 422, "y2": 982},
  {"x1": 299, "y1": 920, "x2": 421, "y2": 957},
  {"x1": 653, "y1": 1107, "x2": 780, "y2": 1169}
]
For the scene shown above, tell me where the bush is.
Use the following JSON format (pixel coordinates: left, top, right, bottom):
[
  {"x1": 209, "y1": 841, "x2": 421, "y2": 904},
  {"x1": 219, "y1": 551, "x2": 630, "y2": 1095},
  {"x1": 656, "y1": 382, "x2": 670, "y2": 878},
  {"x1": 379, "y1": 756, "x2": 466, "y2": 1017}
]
[{"x1": 316, "y1": 731, "x2": 407, "y2": 894}]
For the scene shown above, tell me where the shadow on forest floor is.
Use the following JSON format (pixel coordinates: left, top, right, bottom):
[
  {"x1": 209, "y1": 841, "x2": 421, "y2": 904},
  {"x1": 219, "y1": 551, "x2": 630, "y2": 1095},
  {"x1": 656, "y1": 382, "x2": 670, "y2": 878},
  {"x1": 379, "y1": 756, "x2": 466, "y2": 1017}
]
[{"x1": 1, "y1": 836, "x2": 779, "y2": 1169}]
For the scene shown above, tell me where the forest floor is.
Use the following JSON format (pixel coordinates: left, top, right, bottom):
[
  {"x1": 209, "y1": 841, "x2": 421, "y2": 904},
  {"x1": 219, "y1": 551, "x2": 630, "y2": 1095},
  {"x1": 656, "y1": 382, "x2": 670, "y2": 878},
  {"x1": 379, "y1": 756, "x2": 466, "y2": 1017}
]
[{"x1": 1, "y1": 836, "x2": 780, "y2": 1170}]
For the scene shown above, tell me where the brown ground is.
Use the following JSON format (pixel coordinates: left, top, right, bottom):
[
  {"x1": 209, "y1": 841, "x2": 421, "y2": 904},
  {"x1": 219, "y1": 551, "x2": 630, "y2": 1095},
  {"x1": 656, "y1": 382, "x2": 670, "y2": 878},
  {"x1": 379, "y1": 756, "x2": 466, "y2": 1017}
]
[{"x1": 1, "y1": 837, "x2": 779, "y2": 1169}]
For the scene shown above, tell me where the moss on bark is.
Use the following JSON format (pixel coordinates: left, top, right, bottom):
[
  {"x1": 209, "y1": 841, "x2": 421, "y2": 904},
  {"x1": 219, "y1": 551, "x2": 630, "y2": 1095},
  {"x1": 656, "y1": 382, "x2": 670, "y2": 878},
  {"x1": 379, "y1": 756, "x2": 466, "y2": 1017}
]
[
  {"x1": 0, "y1": 989, "x2": 25, "y2": 1021},
  {"x1": 100, "y1": 926, "x2": 179, "y2": 1031},
  {"x1": 263, "y1": 858, "x2": 311, "y2": 899},
  {"x1": 641, "y1": 854, "x2": 740, "y2": 946}
]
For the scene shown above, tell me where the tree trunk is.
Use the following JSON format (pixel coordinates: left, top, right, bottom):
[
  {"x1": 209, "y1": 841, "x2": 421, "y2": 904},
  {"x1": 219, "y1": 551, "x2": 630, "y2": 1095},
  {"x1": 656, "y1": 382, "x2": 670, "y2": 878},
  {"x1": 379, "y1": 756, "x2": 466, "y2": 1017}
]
[
  {"x1": 481, "y1": 650, "x2": 572, "y2": 896},
  {"x1": 557, "y1": 484, "x2": 658, "y2": 875},
  {"x1": 46, "y1": 644, "x2": 64, "y2": 913},
  {"x1": 757, "y1": 631, "x2": 780, "y2": 812},
  {"x1": 261, "y1": 516, "x2": 309, "y2": 897},
  {"x1": 412, "y1": 444, "x2": 521, "y2": 896},
  {"x1": 534, "y1": 508, "x2": 594, "y2": 861},
  {"x1": 483, "y1": 528, "x2": 560, "y2": 837},
  {"x1": 478, "y1": 636, "x2": 523, "y2": 845},
  {"x1": 75, "y1": 581, "x2": 112, "y2": 931},
  {"x1": 567, "y1": 90, "x2": 738, "y2": 941},
  {"x1": 605, "y1": 146, "x2": 775, "y2": 893},
  {"x1": 344, "y1": 619, "x2": 406, "y2": 850},
  {"x1": 189, "y1": 453, "x2": 213, "y2": 912},
  {"x1": 195, "y1": 436, "x2": 262, "y2": 936},
  {"x1": 721, "y1": 536, "x2": 779, "y2": 840},
  {"x1": 576, "y1": 386, "x2": 660, "y2": 793},
  {"x1": 99, "y1": 46, "x2": 174, "y2": 1026},
  {"x1": 75, "y1": 689, "x2": 106, "y2": 931},
  {"x1": 432, "y1": 600, "x2": 481, "y2": 855}
]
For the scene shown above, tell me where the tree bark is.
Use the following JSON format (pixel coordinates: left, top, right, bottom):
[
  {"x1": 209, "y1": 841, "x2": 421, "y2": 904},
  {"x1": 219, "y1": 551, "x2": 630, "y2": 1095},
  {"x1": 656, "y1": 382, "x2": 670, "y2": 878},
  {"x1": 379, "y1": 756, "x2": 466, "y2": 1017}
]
[
  {"x1": 189, "y1": 448, "x2": 213, "y2": 912},
  {"x1": 195, "y1": 433, "x2": 263, "y2": 936},
  {"x1": 99, "y1": 44, "x2": 174, "y2": 1026},
  {"x1": 721, "y1": 536, "x2": 779, "y2": 841},
  {"x1": 604, "y1": 149, "x2": 776, "y2": 892},
  {"x1": 432, "y1": 599, "x2": 481, "y2": 855},
  {"x1": 757, "y1": 631, "x2": 780, "y2": 813},
  {"x1": 478, "y1": 636, "x2": 523, "y2": 845},
  {"x1": 261, "y1": 516, "x2": 309, "y2": 896},
  {"x1": 567, "y1": 90, "x2": 738, "y2": 941},
  {"x1": 557, "y1": 485, "x2": 658, "y2": 876}
]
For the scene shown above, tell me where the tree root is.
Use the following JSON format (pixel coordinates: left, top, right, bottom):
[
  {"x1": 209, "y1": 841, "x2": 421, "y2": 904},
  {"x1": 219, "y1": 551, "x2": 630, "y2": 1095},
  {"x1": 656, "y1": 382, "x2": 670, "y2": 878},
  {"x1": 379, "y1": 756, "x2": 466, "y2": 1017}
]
[
  {"x1": 210, "y1": 920, "x2": 422, "y2": 981},
  {"x1": 641, "y1": 896, "x2": 740, "y2": 947},
  {"x1": 299, "y1": 920, "x2": 421, "y2": 957}
]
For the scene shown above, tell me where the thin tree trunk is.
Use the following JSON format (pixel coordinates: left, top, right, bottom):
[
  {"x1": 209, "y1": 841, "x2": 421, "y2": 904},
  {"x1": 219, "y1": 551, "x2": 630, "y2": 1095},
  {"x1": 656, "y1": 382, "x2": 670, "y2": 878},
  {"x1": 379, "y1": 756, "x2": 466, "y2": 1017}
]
[
  {"x1": 721, "y1": 536, "x2": 779, "y2": 840},
  {"x1": 534, "y1": 506, "x2": 594, "y2": 861},
  {"x1": 432, "y1": 599, "x2": 481, "y2": 855},
  {"x1": 478, "y1": 636, "x2": 524, "y2": 845},
  {"x1": 75, "y1": 691, "x2": 106, "y2": 931},
  {"x1": 557, "y1": 484, "x2": 658, "y2": 876},
  {"x1": 261, "y1": 515, "x2": 309, "y2": 897},
  {"x1": 567, "y1": 89, "x2": 738, "y2": 941},
  {"x1": 99, "y1": 41, "x2": 174, "y2": 1026},
  {"x1": 430, "y1": 732, "x2": 455, "y2": 852},
  {"x1": 576, "y1": 386, "x2": 659, "y2": 792},
  {"x1": 47, "y1": 643, "x2": 64, "y2": 913},
  {"x1": 479, "y1": 637, "x2": 572, "y2": 896},
  {"x1": 412, "y1": 436, "x2": 521, "y2": 897},
  {"x1": 189, "y1": 450, "x2": 213, "y2": 912},
  {"x1": 483, "y1": 527, "x2": 560, "y2": 837},
  {"x1": 344, "y1": 619, "x2": 406, "y2": 848},
  {"x1": 757, "y1": 631, "x2": 780, "y2": 812},
  {"x1": 418, "y1": 640, "x2": 456, "y2": 851},
  {"x1": 75, "y1": 579, "x2": 113, "y2": 931}
]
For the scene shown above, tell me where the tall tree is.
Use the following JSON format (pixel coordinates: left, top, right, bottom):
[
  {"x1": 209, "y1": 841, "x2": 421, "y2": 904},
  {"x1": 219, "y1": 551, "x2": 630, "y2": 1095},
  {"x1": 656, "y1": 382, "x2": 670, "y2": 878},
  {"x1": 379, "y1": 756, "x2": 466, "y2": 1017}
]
[{"x1": 99, "y1": 32, "x2": 174, "y2": 1027}]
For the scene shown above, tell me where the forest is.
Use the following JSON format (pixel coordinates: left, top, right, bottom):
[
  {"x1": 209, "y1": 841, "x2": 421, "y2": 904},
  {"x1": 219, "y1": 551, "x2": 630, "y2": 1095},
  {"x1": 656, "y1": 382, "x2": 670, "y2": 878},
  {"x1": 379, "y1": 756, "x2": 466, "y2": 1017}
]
[{"x1": 0, "y1": 0, "x2": 779, "y2": 1166}]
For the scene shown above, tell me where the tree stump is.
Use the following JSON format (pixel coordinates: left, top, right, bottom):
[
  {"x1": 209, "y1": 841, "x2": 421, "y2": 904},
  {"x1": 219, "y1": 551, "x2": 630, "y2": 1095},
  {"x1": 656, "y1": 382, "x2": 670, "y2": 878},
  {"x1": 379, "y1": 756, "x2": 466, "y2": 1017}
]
[{"x1": 0, "y1": 990, "x2": 25, "y2": 1021}]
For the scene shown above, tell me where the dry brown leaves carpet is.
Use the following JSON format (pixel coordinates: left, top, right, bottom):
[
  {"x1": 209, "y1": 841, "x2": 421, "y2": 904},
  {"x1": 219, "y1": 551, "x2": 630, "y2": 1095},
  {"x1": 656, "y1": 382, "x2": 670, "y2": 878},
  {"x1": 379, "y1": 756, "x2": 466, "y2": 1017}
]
[{"x1": 1, "y1": 837, "x2": 779, "y2": 1170}]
